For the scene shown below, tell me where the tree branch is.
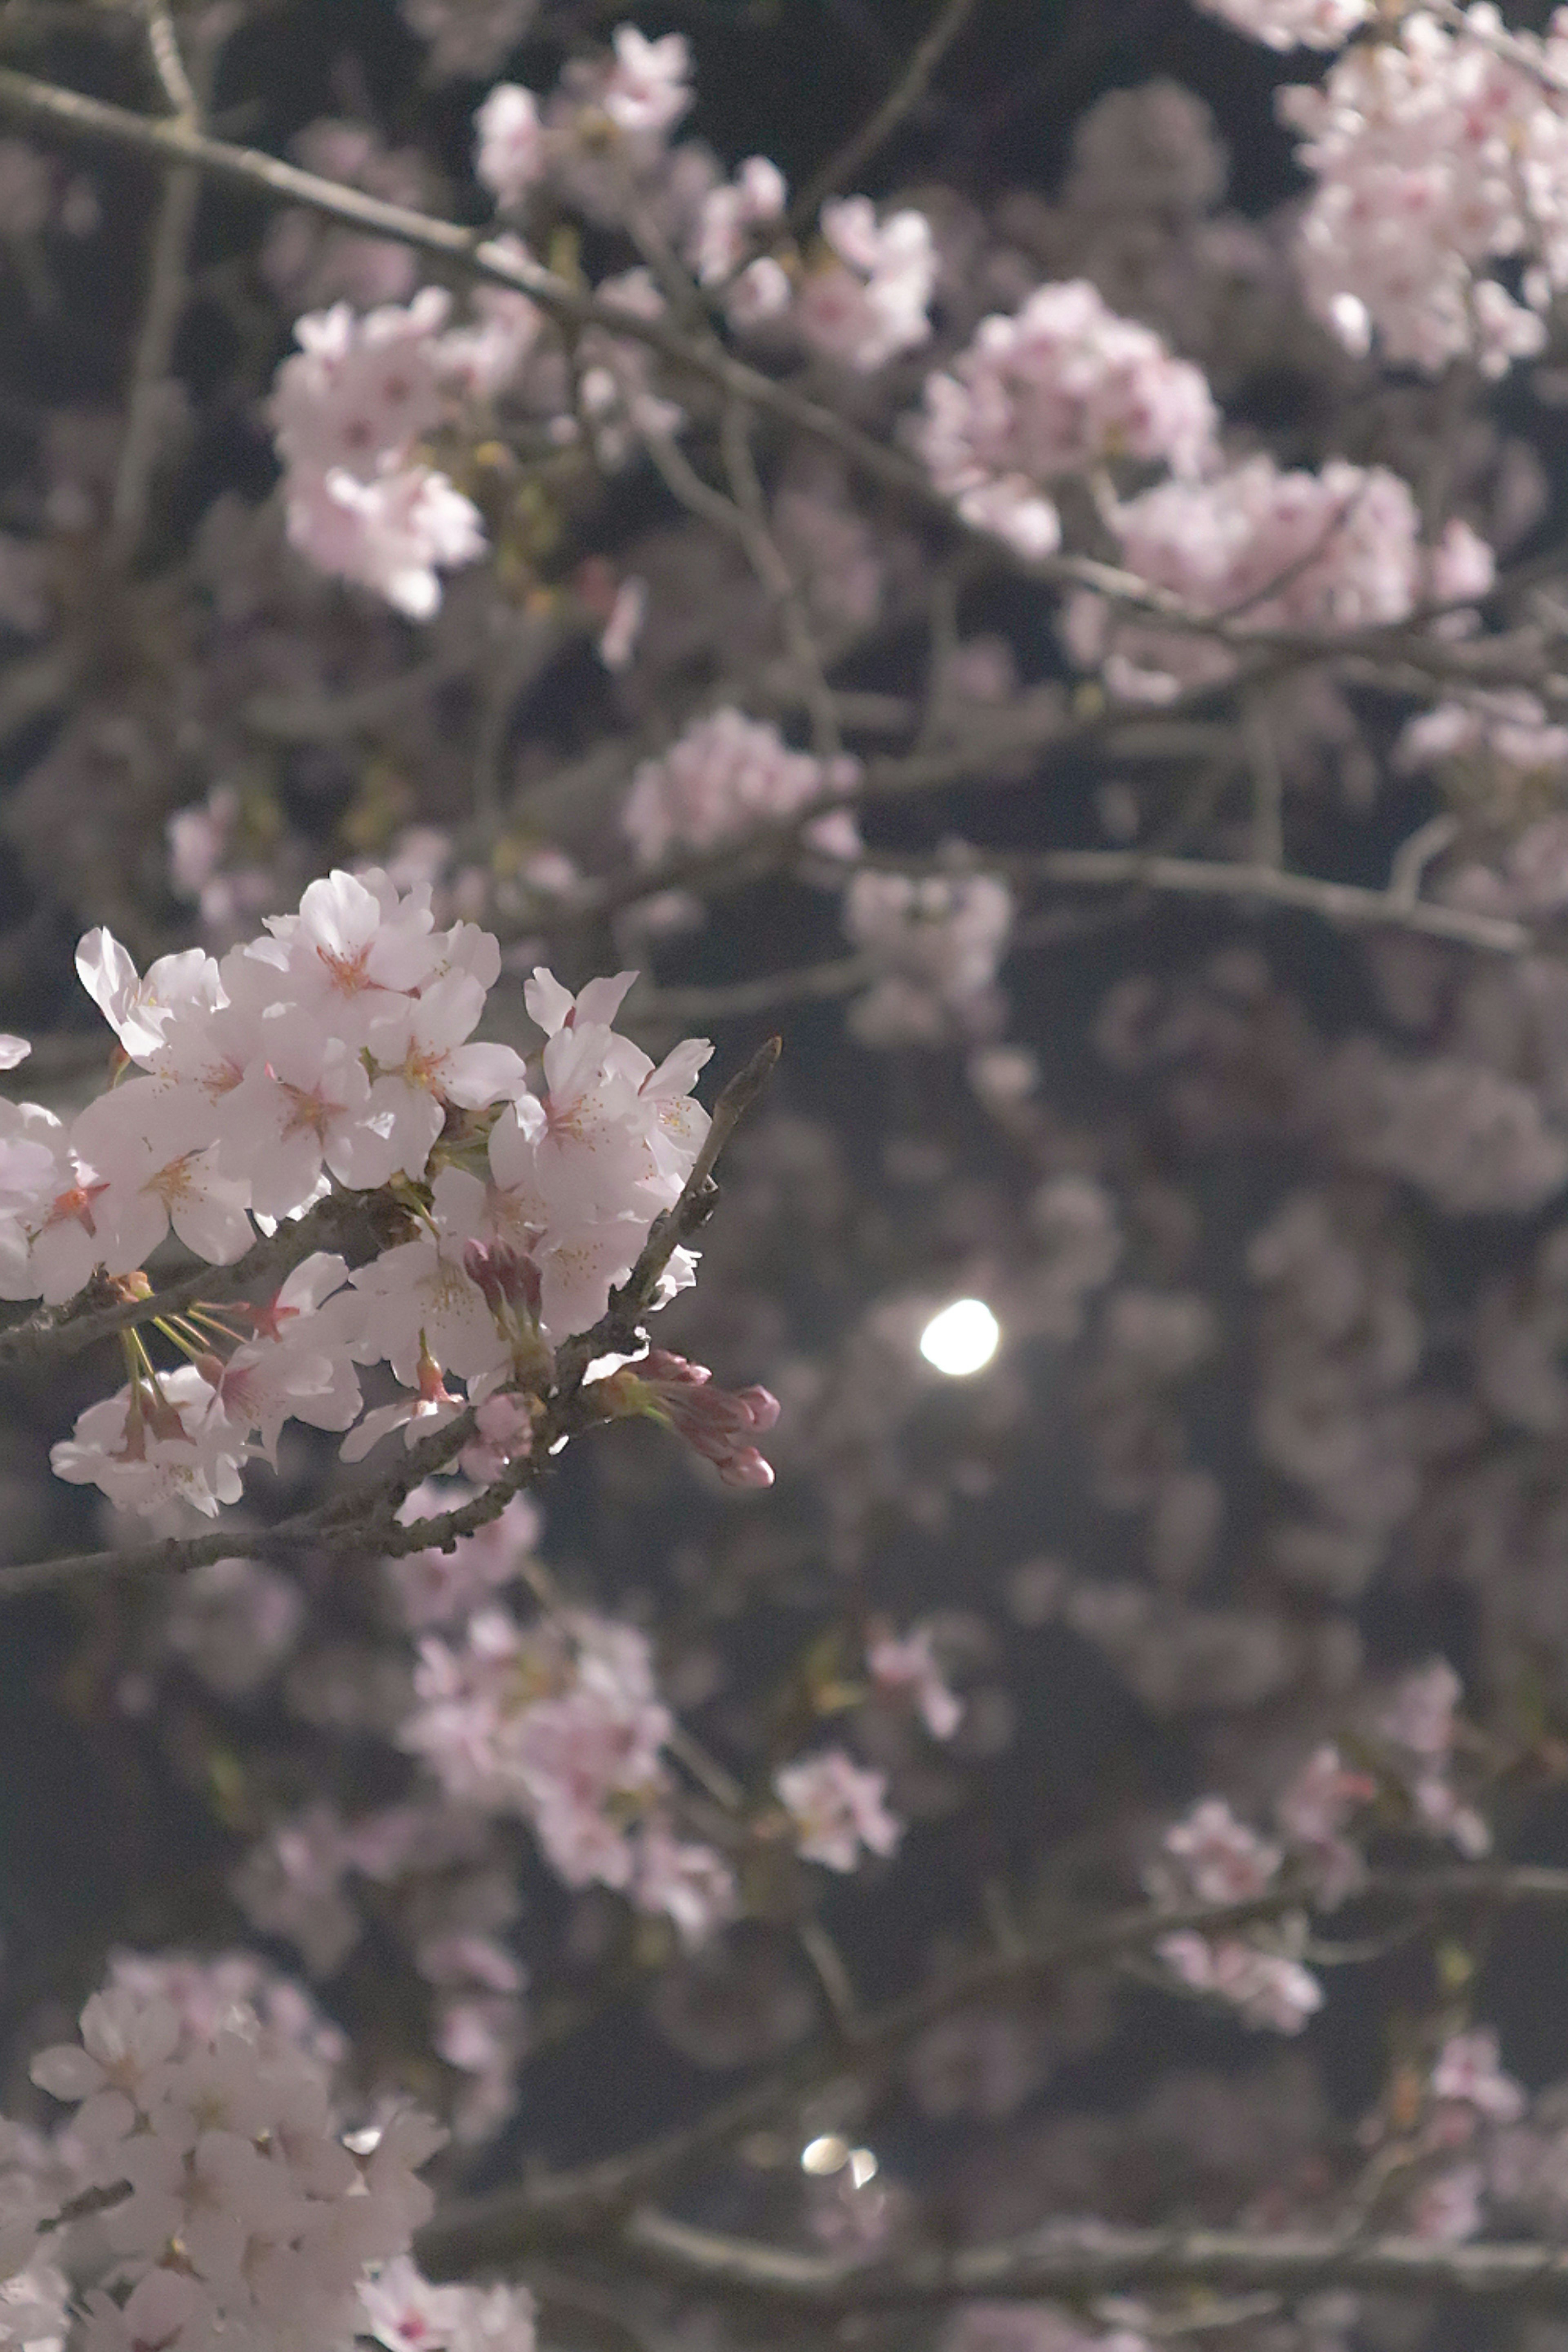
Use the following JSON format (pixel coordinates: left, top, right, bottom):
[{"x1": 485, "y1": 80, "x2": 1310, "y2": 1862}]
[
  {"x1": 0, "y1": 1189, "x2": 405, "y2": 1373},
  {"x1": 2, "y1": 55, "x2": 1554, "y2": 688},
  {"x1": 415, "y1": 1863, "x2": 1568, "y2": 2275},
  {"x1": 609, "y1": 2212, "x2": 1568, "y2": 2310}
]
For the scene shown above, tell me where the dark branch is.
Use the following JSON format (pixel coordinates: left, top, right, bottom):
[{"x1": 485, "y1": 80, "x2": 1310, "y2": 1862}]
[
  {"x1": 610, "y1": 2213, "x2": 1568, "y2": 2310},
  {"x1": 415, "y1": 1863, "x2": 1568, "y2": 2276}
]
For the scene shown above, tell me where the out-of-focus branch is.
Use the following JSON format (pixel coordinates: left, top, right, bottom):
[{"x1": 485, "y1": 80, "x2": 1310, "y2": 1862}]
[
  {"x1": 719, "y1": 401, "x2": 843, "y2": 760},
  {"x1": 789, "y1": 0, "x2": 983, "y2": 230},
  {"x1": 902, "y1": 845, "x2": 1530, "y2": 955},
  {"x1": 110, "y1": 2, "x2": 206, "y2": 561},
  {"x1": 635, "y1": 956, "x2": 875, "y2": 1024},
  {"x1": 415, "y1": 1862, "x2": 1568, "y2": 2275},
  {"x1": 608, "y1": 2212, "x2": 1568, "y2": 2310},
  {"x1": 4, "y1": 54, "x2": 1559, "y2": 685}
]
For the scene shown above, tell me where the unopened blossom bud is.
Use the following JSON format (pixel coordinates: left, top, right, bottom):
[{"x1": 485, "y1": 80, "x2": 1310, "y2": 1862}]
[
  {"x1": 463, "y1": 1237, "x2": 507, "y2": 1313},
  {"x1": 613, "y1": 1348, "x2": 782, "y2": 1488}
]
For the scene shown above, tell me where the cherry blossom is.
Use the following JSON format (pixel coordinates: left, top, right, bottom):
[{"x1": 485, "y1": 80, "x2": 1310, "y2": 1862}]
[
  {"x1": 270, "y1": 292, "x2": 485, "y2": 614},
  {"x1": 474, "y1": 84, "x2": 544, "y2": 211},
  {"x1": 51, "y1": 1367, "x2": 247, "y2": 1520},
  {"x1": 401, "y1": 1606, "x2": 733, "y2": 1929},
  {"x1": 1279, "y1": 8, "x2": 1568, "y2": 375},
  {"x1": 624, "y1": 708, "x2": 860, "y2": 866},
  {"x1": 868, "y1": 1625, "x2": 963, "y2": 1740},
  {"x1": 600, "y1": 26, "x2": 692, "y2": 137},
  {"x1": 1155, "y1": 1930, "x2": 1324, "y2": 2033},
  {"x1": 29, "y1": 1976, "x2": 443, "y2": 2352},
  {"x1": 796, "y1": 198, "x2": 935, "y2": 372},
  {"x1": 1067, "y1": 456, "x2": 1494, "y2": 701},
  {"x1": 919, "y1": 279, "x2": 1218, "y2": 557},
  {"x1": 843, "y1": 869, "x2": 1013, "y2": 1045},
  {"x1": 775, "y1": 1749, "x2": 902, "y2": 1871}
]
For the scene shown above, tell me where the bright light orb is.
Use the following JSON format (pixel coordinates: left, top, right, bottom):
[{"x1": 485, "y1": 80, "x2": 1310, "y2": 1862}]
[{"x1": 919, "y1": 1297, "x2": 1000, "y2": 1377}]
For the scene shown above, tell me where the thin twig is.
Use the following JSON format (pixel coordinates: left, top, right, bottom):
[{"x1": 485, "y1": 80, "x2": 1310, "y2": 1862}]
[
  {"x1": 719, "y1": 400, "x2": 843, "y2": 761},
  {"x1": 111, "y1": 1, "x2": 205, "y2": 561},
  {"x1": 789, "y1": 0, "x2": 983, "y2": 230},
  {"x1": 633, "y1": 956, "x2": 875, "y2": 1024}
]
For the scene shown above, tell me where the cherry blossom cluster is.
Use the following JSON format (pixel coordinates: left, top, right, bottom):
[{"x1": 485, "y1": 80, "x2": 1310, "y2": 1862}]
[
  {"x1": 691, "y1": 172, "x2": 934, "y2": 366},
  {"x1": 1277, "y1": 7, "x2": 1568, "y2": 376},
  {"x1": 774, "y1": 1748, "x2": 903, "y2": 1872},
  {"x1": 1065, "y1": 456, "x2": 1495, "y2": 700},
  {"x1": 1149, "y1": 1779, "x2": 1353, "y2": 2034},
  {"x1": 623, "y1": 707, "x2": 861, "y2": 867},
  {"x1": 474, "y1": 24, "x2": 693, "y2": 218},
  {"x1": 403, "y1": 1605, "x2": 742, "y2": 1942},
  {"x1": 918, "y1": 277, "x2": 1218, "y2": 558},
  {"x1": 1151, "y1": 1661, "x2": 1492, "y2": 2032},
  {"x1": 1375, "y1": 1655, "x2": 1491, "y2": 1857},
  {"x1": 270, "y1": 290, "x2": 488, "y2": 619},
  {"x1": 842, "y1": 869, "x2": 1014, "y2": 1047},
  {"x1": 267, "y1": 244, "x2": 686, "y2": 614},
  {"x1": 1385, "y1": 2027, "x2": 1527, "y2": 2244},
  {"x1": 0, "y1": 872, "x2": 721, "y2": 1520},
  {"x1": 1397, "y1": 691, "x2": 1568, "y2": 805},
  {"x1": 229, "y1": 1791, "x2": 535, "y2": 2143},
  {"x1": 471, "y1": 27, "x2": 933, "y2": 374},
  {"x1": 21, "y1": 1976, "x2": 454, "y2": 2352},
  {"x1": 792, "y1": 198, "x2": 937, "y2": 374}
]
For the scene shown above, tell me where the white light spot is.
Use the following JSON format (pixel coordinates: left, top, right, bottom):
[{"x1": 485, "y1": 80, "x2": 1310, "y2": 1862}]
[
  {"x1": 919, "y1": 1298, "x2": 1000, "y2": 1376},
  {"x1": 801, "y1": 2135, "x2": 849, "y2": 2175},
  {"x1": 848, "y1": 2147, "x2": 879, "y2": 2187}
]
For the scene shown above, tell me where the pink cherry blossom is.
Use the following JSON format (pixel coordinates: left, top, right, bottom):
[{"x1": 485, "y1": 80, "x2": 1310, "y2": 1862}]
[{"x1": 775, "y1": 1748, "x2": 902, "y2": 1871}]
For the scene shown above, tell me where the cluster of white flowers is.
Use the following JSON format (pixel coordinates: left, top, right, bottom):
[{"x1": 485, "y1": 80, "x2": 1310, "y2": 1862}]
[
  {"x1": 918, "y1": 278, "x2": 1218, "y2": 557},
  {"x1": 688, "y1": 155, "x2": 791, "y2": 330},
  {"x1": 1278, "y1": 7, "x2": 1568, "y2": 376},
  {"x1": 474, "y1": 25, "x2": 692, "y2": 227},
  {"x1": 1375, "y1": 1657, "x2": 1492, "y2": 1858},
  {"x1": 623, "y1": 707, "x2": 860, "y2": 866},
  {"x1": 1351, "y1": 2024, "x2": 1527, "y2": 2246},
  {"x1": 1396, "y1": 691, "x2": 1568, "y2": 799},
  {"x1": 403, "y1": 1606, "x2": 740, "y2": 1943},
  {"x1": 774, "y1": 1748, "x2": 902, "y2": 1872},
  {"x1": 794, "y1": 198, "x2": 935, "y2": 373},
  {"x1": 1065, "y1": 455, "x2": 1494, "y2": 700},
  {"x1": 1152, "y1": 1664, "x2": 1492, "y2": 2034},
  {"x1": 867, "y1": 1623, "x2": 964, "y2": 1740},
  {"x1": 0, "y1": 871, "x2": 717, "y2": 1519},
  {"x1": 359, "y1": 2255, "x2": 536, "y2": 2352},
  {"x1": 843, "y1": 869, "x2": 1014, "y2": 1047},
  {"x1": 1151, "y1": 1793, "x2": 1324, "y2": 2034},
  {"x1": 270, "y1": 289, "x2": 487, "y2": 619},
  {"x1": 24, "y1": 1978, "x2": 447, "y2": 2352},
  {"x1": 1322, "y1": 1039, "x2": 1568, "y2": 1217}
]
